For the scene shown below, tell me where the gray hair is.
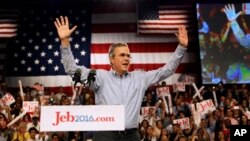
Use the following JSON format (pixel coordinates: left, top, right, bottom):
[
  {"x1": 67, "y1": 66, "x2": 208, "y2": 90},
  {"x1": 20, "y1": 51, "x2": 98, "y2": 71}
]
[{"x1": 108, "y1": 43, "x2": 128, "y2": 58}]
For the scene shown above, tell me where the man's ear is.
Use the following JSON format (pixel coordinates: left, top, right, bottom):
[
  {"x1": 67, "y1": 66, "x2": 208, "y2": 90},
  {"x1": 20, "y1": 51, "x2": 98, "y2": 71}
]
[{"x1": 109, "y1": 57, "x2": 113, "y2": 65}]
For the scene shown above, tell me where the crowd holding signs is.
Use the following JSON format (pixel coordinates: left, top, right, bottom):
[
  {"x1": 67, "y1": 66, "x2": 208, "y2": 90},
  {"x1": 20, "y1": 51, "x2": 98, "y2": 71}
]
[{"x1": 1, "y1": 74, "x2": 250, "y2": 141}]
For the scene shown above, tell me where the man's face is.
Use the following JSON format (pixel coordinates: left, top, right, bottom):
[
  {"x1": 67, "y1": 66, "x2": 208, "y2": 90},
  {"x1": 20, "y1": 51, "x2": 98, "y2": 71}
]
[
  {"x1": 29, "y1": 130, "x2": 37, "y2": 139},
  {"x1": 110, "y1": 46, "x2": 131, "y2": 76}
]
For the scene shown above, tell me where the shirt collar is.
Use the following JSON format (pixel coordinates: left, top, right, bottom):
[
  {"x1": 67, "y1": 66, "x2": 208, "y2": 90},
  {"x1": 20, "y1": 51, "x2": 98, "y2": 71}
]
[{"x1": 110, "y1": 69, "x2": 129, "y2": 78}]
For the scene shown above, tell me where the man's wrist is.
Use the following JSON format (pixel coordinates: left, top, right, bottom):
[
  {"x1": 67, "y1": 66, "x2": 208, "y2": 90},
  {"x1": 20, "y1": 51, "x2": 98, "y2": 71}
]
[{"x1": 61, "y1": 38, "x2": 70, "y2": 48}]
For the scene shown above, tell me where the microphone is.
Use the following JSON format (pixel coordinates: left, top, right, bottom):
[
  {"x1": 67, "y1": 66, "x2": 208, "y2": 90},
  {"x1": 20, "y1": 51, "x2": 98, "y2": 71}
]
[
  {"x1": 87, "y1": 70, "x2": 96, "y2": 86},
  {"x1": 72, "y1": 69, "x2": 96, "y2": 87},
  {"x1": 72, "y1": 68, "x2": 82, "y2": 86}
]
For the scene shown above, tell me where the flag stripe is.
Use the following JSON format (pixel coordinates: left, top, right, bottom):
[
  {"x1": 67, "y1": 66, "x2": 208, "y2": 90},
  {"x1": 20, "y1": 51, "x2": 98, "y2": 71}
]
[
  {"x1": 0, "y1": 9, "x2": 18, "y2": 38},
  {"x1": 92, "y1": 23, "x2": 137, "y2": 33},
  {"x1": 159, "y1": 5, "x2": 193, "y2": 9},
  {"x1": 140, "y1": 28, "x2": 191, "y2": 33},
  {"x1": 0, "y1": 28, "x2": 17, "y2": 32},
  {"x1": 91, "y1": 42, "x2": 196, "y2": 53},
  {"x1": 0, "y1": 34, "x2": 17, "y2": 38},
  {"x1": 0, "y1": 23, "x2": 18, "y2": 28},
  {"x1": 91, "y1": 52, "x2": 196, "y2": 64},
  {"x1": 138, "y1": 3, "x2": 194, "y2": 35},
  {"x1": 91, "y1": 33, "x2": 179, "y2": 43},
  {"x1": 138, "y1": 20, "x2": 192, "y2": 24}
]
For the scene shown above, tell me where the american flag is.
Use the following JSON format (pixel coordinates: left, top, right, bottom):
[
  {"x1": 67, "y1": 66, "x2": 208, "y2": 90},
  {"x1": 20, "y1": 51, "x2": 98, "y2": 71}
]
[
  {"x1": 5, "y1": 6, "x2": 91, "y2": 88},
  {"x1": 137, "y1": 1, "x2": 195, "y2": 34},
  {"x1": 0, "y1": 9, "x2": 19, "y2": 82},
  {"x1": 4, "y1": 0, "x2": 198, "y2": 90},
  {"x1": 90, "y1": 1, "x2": 198, "y2": 84},
  {"x1": 0, "y1": 9, "x2": 18, "y2": 38}
]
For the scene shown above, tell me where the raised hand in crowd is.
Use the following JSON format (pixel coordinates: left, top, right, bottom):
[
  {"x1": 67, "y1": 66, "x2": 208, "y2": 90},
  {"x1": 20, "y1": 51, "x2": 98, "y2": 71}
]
[{"x1": 223, "y1": 4, "x2": 242, "y2": 22}]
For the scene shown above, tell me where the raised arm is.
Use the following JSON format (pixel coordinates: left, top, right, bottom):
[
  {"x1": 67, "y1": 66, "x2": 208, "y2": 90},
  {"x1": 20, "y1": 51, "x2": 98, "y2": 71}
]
[
  {"x1": 54, "y1": 16, "x2": 77, "y2": 47},
  {"x1": 223, "y1": 4, "x2": 250, "y2": 48},
  {"x1": 143, "y1": 26, "x2": 188, "y2": 87},
  {"x1": 54, "y1": 16, "x2": 90, "y2": 78}
]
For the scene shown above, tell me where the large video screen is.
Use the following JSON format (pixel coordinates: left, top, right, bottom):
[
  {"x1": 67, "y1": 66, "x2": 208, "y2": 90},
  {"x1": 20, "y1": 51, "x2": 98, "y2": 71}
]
[{"x1": 197, "y1": 3, "x2": 250, "y2": 84}]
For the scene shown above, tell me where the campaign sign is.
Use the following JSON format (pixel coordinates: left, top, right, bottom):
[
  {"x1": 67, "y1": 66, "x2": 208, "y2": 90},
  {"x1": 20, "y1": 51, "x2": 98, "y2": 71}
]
[
  {"x1": 23, "y1": 101, "x2": 39, "y2": 113},
  {"x1": 141, "y1": 107, "x2": 155, "y2": 117},
  {"x1": 190, "y1": 99, "x2": 216, "y2": 117},
  {"x1": 173, "y1": 82, "x2": 185, "y2": 92},
  {"x1": 40, "y1": 105, "x2": 125, "y2": 131},
  {"x1": 173, "y1": 117, "x2": 190, "y2": 130},
  {"x1": 0, "y1": 93, "x2": 15, "y2": 106},
  {"x1": 230, "y1": 125, "x2": 250, "y2": 140},
  {"x1": 156, "y1": 86, "x2": 170, "y2": 97}
]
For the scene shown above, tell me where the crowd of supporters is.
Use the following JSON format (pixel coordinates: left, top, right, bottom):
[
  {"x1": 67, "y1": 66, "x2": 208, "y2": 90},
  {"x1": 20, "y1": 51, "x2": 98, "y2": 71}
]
[{"x1": 0, "y1": 81, "x2": 249, "y2": 141}]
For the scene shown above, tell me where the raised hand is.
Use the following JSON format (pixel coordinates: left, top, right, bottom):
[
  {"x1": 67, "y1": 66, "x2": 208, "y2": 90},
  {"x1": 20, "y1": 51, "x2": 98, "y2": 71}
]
[
  {"x1": 175, "y1": 26, "x2": 188, "y2": 48},
  {"x1": 223, "y1": 4, "x2": 242, "y2": 21},
  {"x1": 54, "y1": 16, "x2": 77, "y2": 47}
]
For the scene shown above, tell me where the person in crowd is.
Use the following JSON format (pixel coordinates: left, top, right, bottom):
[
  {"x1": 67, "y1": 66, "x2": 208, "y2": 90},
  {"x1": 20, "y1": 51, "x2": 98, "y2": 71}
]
[
  {"x1": 142, "y1": 125, "x2": 157, "y2": 141},
  {"x1": 145, "y1": 107, "x2": 159, "y2": 126},
  {"x1": 11, "y1": 122, "x2": 30, "y2": 141},
  {"x1": 153, "y1": 120, "x2": 164, "y2": 139},
  {"x1": 158, "y1": 128, "x2": 169, "y2": 141},
  {"x1": 0, "y1": 113, "x2": 12, "y2": 141},
  {"x1": 35, "y1": 132, "x2": 49, "y2": 141},
  {"x1": 142, "y1": 93, "x2": 155, "y2": 107},
  {"x1": 54, "y1": 15, "x2": 188, "y2": 141},
  {"x1": 26, "y1": 116, "x2": 40, "y2": 132},
  {"x1": 54, "y1": 86, "x2": 67, "y2": 103},
  {"x1": 0, "y1": 106, "x2": 12, "y2": 123},
  {"x1": 68, "y1": 131, "x2": 83, "y2": 141},
  {"x1": 239, "y1": 115, "x2": 248, "y2": 125},
  {"x1": 169, "y1": 124, "x2": 183, "y2": 141},
  {"x1": 51, "y1": 133, "x2": 60, "y2": 141},
  {"x1": 21, "y1": 113, "x2": 31, "y2": 130},
  {"x1": 139, "y1": 119, "x2": 150, "y2": 140},
  {"x1": 27, "y1": 127, "x2": 38, "y2": 141}
]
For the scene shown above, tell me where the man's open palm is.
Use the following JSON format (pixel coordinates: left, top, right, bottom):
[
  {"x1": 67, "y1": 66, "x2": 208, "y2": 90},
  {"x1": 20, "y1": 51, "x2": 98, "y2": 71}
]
[
  {"x1": 175, "y1": 26, "x2": 188, "y2": 47},
  {"x1": 54, "y1": 16, "x2": 77, "y2": 40}
]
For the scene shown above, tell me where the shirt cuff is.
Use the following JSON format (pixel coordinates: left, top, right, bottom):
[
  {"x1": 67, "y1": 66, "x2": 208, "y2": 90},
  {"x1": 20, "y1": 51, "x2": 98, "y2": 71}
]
[
  {"x1": 176, "y1": 44, "x2": 187, "y2": 56},
  {"x1": 60, "y1": 46, "x2": 71, "y2": 53}
]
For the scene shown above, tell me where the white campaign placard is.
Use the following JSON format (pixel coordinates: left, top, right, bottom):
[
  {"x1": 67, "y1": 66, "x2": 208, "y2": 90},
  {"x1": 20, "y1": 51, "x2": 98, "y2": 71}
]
[
  {"x1": 23, "y1": 101, "x2": 39, "y2": 113},
  {"x1": 173, "y1": 117, "x2": 190, "y2": 130},
  {"x1": 173, "y1": 82, "x2": 186, "y2": 92},
  {"x1": 40, "y1": 105, "x2": 125, "y2": 131},
  {"x1": 156, "y1": 86, "x2": 170, "y2": 97},
  {"x1": 190, "y1": 99, "x2": 216, "y2": 118},
  {"x1": 141, "y1": 106, "x2": 155, "y2": 117},
  {"x1": 0, "y1": 93, "x2": 15, "y2": 106}
]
